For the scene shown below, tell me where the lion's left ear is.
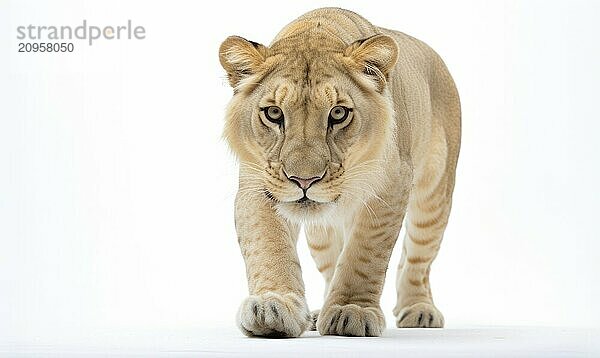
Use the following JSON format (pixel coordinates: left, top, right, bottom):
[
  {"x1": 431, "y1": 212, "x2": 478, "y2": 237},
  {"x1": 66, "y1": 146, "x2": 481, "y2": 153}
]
[
  {"x1": 219, "y1": 36, "x2": 268, "y2": 88},
  {"x1": 344, "y1": 34, "x2": 398, "y2": 83}
]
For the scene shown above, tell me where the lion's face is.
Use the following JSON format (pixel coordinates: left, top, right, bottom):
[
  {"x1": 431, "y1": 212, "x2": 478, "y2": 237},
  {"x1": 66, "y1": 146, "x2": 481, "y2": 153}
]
[{"x1": 220, "y1": 33, "x2": 398, "y2": 223}]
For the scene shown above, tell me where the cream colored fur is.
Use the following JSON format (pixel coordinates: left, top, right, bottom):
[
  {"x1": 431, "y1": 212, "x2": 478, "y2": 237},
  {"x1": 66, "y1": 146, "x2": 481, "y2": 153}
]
[{"x1": 219, "y1": 7, "x2": 460, "y2": 337}]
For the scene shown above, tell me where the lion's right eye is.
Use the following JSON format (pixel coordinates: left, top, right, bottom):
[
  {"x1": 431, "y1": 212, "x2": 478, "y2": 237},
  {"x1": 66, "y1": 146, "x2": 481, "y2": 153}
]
[{"x1": 263, "y1": 106, "x2": 284, "y2": 124}]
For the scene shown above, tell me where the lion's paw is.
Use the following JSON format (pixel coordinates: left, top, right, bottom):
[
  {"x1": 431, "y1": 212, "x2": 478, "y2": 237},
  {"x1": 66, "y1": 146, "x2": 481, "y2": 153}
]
[
  {"x1": 317, "y1": 303, "x2": 385, "y2": 337},
  {"x1": 308, "y1": 309, "x2": 320, "y2": 331},
  {"x1": 237, "y1": 292, "x2": 311, "y2": 338},
  {"x1": 395, "y1": 302, "x2": 444, "y2": 328}
]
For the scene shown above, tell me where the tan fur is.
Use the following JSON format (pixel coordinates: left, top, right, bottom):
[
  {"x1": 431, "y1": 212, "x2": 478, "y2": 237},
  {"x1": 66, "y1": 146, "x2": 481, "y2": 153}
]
[{"x1": 219, "y1": 7, "x2": 460, "y2": 337}]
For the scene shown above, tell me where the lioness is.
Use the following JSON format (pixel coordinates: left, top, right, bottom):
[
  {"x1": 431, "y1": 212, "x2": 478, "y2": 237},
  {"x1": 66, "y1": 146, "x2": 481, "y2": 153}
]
[{"x1": 219, "y1": 7, "x2": 460, "y2": 337}]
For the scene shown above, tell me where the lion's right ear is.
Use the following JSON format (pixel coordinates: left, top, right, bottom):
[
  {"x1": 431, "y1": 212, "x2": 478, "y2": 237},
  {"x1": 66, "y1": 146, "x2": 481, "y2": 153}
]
[{"x1": 219, "y1": 36, "x2": 267, "y2": 88}]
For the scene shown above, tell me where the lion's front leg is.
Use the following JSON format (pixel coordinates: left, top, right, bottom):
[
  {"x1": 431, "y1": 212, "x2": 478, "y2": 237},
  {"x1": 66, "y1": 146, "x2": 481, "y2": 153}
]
[
  {"x1": 234, "y1": 192, "x2": 311, "y2": 338},
  {"x1": 317, "y1": 184, "x2": 409, "y2": 337}
]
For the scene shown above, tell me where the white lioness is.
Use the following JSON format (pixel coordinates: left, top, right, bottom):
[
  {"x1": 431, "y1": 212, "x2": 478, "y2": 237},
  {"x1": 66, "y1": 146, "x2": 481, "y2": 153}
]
[{"x1": 219, "y1": 7, "x2": 460, "y2": 337}]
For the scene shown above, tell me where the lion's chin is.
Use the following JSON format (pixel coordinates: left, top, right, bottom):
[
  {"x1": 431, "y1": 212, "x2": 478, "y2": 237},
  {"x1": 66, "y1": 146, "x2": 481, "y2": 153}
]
[{"x1": 275, "y1": 200, "x2": 336, "y2": 224}]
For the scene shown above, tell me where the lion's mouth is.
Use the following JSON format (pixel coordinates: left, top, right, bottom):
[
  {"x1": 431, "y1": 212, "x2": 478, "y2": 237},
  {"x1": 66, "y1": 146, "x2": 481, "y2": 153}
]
[
  {"x1": 264, "y1": 190, "x2": 318, "y2": 205},
  {"x1": 264, "y1": 189, "x2": 338, "y2": 206},
  {"x1": 296, "y1": 195, "x2": 316, "y2": 205}
]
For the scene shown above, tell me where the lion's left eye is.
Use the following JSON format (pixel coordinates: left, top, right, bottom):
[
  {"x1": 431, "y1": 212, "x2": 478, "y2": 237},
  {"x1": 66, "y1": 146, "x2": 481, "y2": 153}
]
[{"x1": 329, "y1": 106, "x2": 351, "y2": 125}]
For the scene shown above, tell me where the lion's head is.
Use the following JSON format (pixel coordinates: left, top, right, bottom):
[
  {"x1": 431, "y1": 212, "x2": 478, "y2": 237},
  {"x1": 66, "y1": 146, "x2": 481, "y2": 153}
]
[{"x1": 219, "y1": 29, "x2": 399, "y2": 223}]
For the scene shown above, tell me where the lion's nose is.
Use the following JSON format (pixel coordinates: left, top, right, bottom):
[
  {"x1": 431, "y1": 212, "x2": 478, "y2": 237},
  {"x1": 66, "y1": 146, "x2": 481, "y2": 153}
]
[{"x1": 287, "y1": 174, "x2": 323, "y2": 190}]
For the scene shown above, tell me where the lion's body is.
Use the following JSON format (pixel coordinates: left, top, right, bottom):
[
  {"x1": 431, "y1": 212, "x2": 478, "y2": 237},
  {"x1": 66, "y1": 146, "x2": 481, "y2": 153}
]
[{"x1": 220, "y1": 8, "x2": 460, "y2": 337}]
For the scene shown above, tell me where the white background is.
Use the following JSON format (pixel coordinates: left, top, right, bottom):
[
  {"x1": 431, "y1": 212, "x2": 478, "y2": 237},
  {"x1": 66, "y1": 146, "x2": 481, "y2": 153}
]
[{"x1": 1, "y1": 0, "x2": 599, "y2": 348}]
